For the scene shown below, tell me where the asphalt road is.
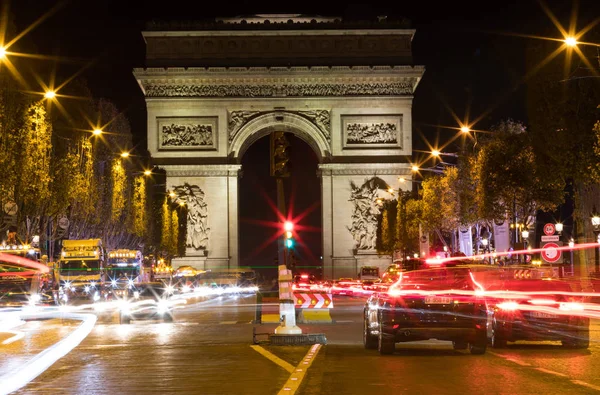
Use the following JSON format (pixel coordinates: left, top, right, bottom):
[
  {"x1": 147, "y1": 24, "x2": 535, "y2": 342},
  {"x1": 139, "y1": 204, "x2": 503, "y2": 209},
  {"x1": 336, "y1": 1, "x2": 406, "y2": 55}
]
[{"x1": 6, "y1": 294, "x2": 600, "y2": 394}]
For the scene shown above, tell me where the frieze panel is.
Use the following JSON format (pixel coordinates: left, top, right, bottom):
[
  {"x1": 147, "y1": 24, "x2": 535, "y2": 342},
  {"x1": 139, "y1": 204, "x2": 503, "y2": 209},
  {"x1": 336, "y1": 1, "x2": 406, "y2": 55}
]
[
  {"x1": 341, "y1": 115, "x2": 402, "y2": 149},
  {"x1": 228, "y1": 109, "x2": 331, "y2": 142},
  {"x1": 145, "y1": 82, "x2": 413, "y2": 98},
  {"x1": 158, "y1": 117, "x2": 218, "y2": 150}
]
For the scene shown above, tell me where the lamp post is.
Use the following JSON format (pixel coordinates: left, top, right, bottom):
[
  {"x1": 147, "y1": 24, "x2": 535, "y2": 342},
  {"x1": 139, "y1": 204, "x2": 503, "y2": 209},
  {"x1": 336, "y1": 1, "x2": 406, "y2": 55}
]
[{"x1": 592, "y1": 215, "x2": 600, "y2": 273}]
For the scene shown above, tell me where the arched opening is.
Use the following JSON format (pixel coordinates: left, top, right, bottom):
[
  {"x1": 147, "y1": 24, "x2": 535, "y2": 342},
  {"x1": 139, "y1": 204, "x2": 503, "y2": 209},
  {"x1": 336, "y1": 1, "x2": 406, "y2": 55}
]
[{"x1": 238, "y1": 133, "x2": 322, "y2": 288}]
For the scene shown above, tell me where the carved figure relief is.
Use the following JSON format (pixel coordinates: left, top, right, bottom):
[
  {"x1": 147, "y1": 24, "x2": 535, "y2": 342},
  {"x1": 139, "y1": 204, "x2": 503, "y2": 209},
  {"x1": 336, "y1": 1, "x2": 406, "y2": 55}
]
[
  {"x1": 227, "y1": 109, "x2": 331, "y2": 142},
  {"x1": 146, "y1": 83, "x2": 413, "y2": 98},
  {"x1": 347, "y1": 177, "x2": 393, "y2": 251},
  {"x1": 342, "y1": 115, "x2": 402, "y2": 149},
  {"x1": 158, "y1": 117, "x2": 217, "y2": 150},
  {"x1": 228, "y1": 111, "x2": 260, "y2": 141},
  {"x1": 172, "y1": 183, "x2": 210, "y2": 251}
]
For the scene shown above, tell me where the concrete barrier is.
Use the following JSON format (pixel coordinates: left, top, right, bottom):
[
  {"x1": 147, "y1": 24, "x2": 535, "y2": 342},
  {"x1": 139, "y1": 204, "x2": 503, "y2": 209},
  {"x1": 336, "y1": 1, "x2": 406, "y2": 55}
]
[{"x1": 296, "y1": 308, "x2": 334, "y2": 324}]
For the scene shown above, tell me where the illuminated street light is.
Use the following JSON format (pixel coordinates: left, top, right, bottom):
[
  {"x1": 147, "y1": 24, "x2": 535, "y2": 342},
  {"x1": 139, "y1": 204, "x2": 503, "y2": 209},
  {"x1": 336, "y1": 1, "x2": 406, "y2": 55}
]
[
  {"x1": 44, "y1": 90, "x2": 56, "y2": 99},
  {"x1": 169, "y1": 191, "x2": 176, "y2": 198},
  {"x1": 387, "y1": 187, "x2": 394, "y2": 193},
  {"x1": 120, "y1": 152, "x2": 130, "y2": 158},
  {"x1": 460, "y1": 126, "x2": 470, "y2": 133},
  {"x1": 568, "y1": 239, "x2": 575, "y2": 248},
  {"x1": 411, "y1": 165, "x2": 419, "y2": 172},
  {"x1": 93, "y1": 129, "x2": 103, "y2": 136},
  {"x1": 431, "y1": 149, "x2": 440, "y2": 157},
  {"x1": 0, "y1": 47, "x2": 6, "y2": 59},
  {"x1": 555, "y1": 223, "x2": 563, "y2": 234},
  {"x1": 521, "y1": 230, "x2": 529, "y2": 239},
  {"x1": 144, "y1": 170, "x2": 152, "y2": 176},
  {"x1": 179, "y1": 201, "x2": 185, "y2": 206},
  {"x1": 564, "y1": 36, "x2": 578, "y2": 47},
  {"x1": 398, "y1": 177, "x2": 406, "y2": 183}
]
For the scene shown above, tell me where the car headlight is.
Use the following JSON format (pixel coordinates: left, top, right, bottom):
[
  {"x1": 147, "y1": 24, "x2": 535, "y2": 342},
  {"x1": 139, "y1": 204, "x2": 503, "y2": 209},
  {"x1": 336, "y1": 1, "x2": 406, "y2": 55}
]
[{"x1": 157, "y1": 300, "x2": 169, "y2": 314}]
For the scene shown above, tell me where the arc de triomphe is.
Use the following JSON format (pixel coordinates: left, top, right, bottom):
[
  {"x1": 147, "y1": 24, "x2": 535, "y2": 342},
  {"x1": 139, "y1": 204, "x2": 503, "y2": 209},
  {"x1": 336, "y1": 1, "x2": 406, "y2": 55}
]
[{"x1": 134, "y1": 14, "x2": 424, "y2": 279}]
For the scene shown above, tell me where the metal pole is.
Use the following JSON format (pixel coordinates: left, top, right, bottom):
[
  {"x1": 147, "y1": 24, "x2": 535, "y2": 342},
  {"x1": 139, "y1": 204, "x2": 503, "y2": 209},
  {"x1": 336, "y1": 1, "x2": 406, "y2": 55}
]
[
  {"x1": 596, "y1": 234, "x2": 600, "y2": 273},
  {"x1": 276, "y1": 177, "x2": 287, "y2": 270}
]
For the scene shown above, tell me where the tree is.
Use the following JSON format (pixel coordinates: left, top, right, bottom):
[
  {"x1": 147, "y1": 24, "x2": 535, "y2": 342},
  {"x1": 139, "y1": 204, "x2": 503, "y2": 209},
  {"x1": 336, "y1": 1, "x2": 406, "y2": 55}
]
[{"x1": 420, "y1": 167, "x2": 460, "y2": 232}]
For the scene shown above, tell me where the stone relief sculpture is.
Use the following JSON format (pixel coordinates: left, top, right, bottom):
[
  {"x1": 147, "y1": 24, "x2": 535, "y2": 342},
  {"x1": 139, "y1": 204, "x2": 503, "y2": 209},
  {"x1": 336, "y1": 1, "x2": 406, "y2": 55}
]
[
  {"x1": 146, "y1": 82, "x2": 413, "y2": 98},
  {"x1": 346, "y1": 122, "x2": 398, "y2": 144},
  {"x1": 162, "y1": 123, "x2": 214, "y2": 147},
  {"x1": 227, "y1": 109, "x2": 331, "y2": 142},
  {"x1": 172, "y1": 183, "x2": 210, "y2": 251},
  {"x1": 347, "y1": 177, "x2": 393, "y2": 251},
  {"x1": 228, "y1": 111, "x2": 260, "y2": 141}
]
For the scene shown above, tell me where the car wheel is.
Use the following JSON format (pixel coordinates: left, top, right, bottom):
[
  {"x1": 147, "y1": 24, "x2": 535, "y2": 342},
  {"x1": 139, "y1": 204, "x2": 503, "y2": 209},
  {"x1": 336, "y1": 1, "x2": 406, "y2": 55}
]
[
  {"x1": 120, "y1": 314, "x2": 131, "y2": 325},
  {"x1": 452, "y1": 340, "x2": 468, "y2": 350},
  {"x1": 469, "y1": 332, "x2": 487, "y2": 355},
  {"x1": 163, "y1": 312, "x2": 174, "y2": 323},
  {"x1": 378, "y1": 320, "x2": 395, "y2": 355},
  {"x1": 363, "y1": 311, "x2": 377, "y2": 350},
  {"x1": 491, "y1": 320, "x2": 507, "y2": 348},
  {"x1": 562, "y1": 327, "x2": 590, "y2": 349}
]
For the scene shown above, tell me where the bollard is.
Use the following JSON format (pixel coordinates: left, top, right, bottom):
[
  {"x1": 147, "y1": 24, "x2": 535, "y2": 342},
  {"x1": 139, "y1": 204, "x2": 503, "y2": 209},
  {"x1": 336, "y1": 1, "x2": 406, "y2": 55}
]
[
  {"x1": 275, "y1": 265, "x2": 302, "y2": 335},
  {"x1": 254, "y1": 292, "x2": 263, "y2": 324}
]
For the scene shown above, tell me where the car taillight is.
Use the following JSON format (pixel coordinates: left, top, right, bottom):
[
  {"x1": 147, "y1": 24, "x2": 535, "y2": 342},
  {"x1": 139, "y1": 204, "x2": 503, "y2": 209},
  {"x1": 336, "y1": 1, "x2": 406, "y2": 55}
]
[
  {"x1": 497, "y1": 301, "x2": 519, "y2": 311},
  {"x1": 388, "y1": 288, "x2": 402, "y2": 297}
]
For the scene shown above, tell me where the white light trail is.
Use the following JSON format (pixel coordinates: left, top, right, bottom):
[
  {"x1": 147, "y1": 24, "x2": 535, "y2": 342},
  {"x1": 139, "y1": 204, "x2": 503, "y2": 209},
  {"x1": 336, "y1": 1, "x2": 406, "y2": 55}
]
[{"x1": 0, "y1": 312, "x2": 96, "y2": 395}]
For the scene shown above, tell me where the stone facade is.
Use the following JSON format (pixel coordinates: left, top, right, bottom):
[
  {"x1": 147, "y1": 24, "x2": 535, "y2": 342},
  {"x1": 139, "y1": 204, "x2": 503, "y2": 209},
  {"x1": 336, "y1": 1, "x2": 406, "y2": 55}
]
[{"x1": 135, "y1": 15, "x2": 424, "y2": 277}]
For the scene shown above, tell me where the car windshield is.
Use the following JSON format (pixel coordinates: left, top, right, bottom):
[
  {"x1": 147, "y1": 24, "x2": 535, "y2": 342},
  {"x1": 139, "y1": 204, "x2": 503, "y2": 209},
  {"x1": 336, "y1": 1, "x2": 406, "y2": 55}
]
[
  {"x1": 60, "y1": 259, "x2": 100, "y2": 273},
  {"x1": 107, "y1": 267, "x2": 140, "y2": 278},
  {"x1": 399, "y1": 268, "x2": 474, "y2": 291}
]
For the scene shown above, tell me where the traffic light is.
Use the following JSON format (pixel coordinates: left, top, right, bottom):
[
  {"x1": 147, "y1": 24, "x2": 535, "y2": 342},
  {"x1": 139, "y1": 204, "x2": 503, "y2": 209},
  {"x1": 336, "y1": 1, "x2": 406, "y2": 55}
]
[
  {"x1": 270, "y1": 131, "x2": 290, "y2": 177},
  {"x1": 284, "y1": 221, "x2": 294, "y2": 248}
]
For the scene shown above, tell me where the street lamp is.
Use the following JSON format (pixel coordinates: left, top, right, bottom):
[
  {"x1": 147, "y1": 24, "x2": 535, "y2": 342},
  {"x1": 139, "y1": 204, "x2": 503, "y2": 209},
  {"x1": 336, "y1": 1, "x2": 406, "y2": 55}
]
[
  {"x1": 144, "y1": 170, "x2": 152, "y2": 176},
  {"x1": 555, "y1": 223, "x2": 563, "y2": 234},
  {"x1": 93, "y1": 128, "x2": 103, "y2": 136},
  {"x1": 44, "y1": 90, "x2": 56, "y2": 99},
  {"x1": 591, "y1": 214, "x2": 600, "y2": 273},
  {"x1": 120, "y1": 152, "x2": 130, "y2": 158},
  {"x1": 564, "y1": 36, "x2": 578, "y2": 47},
  {"x1": 460, "y1": 126, "x2": 470, "y2": 133},
  {"x1": 0, "y1": 47, "x2": 6, "y2": 59},
  {"x1": 521, "y1": 230, "x2": 529, "y2": 239}
]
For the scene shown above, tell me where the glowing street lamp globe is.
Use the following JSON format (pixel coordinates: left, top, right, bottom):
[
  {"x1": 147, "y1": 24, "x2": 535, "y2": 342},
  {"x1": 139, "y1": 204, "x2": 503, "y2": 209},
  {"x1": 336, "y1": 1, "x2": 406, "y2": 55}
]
[
  {"x1": 0, "y1": 47, "x2": 6, "y2": 59},
  {"x1": 411, "y1": 165, "x2": 419, "y2": 172},
  {"x1": 460, "y1": 126, "x2": 470, "y2": 133},
  {"x1": 564, "y1": 37, "x2": 578, "y2": 47},
  {"x1": 93, "y1": 129, "x2": 103, "y2": 136},
  {"x1": 44, "y1": 90, "x2": 56, "y2": 99},
  {"x1": 431, "y1": 149, "x2": 440, "y2": 157}
]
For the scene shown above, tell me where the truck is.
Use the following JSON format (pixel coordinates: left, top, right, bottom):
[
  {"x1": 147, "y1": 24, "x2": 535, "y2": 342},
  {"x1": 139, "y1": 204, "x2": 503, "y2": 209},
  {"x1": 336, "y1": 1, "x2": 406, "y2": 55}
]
[
  {"x1": 57, "y1": 239, "x2": 105, "y2": 303},
  {"x1": 105, "y1": 249, "x2": 144, "y2": 298}
]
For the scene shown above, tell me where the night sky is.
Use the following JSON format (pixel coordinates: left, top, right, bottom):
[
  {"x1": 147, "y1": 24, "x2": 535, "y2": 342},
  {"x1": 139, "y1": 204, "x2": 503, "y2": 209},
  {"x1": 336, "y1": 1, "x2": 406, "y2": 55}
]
[{"x1": 5, "y1": 0, "x2": 599, "y2": 276}]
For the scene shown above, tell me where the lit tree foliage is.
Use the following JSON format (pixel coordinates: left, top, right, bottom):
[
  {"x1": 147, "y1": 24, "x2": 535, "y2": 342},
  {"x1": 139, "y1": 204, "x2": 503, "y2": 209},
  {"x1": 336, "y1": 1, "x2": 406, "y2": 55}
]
[
  {"x1": 111, "y1": 158, "x2": 126, "y2": 221},
  {"x1": 420, "y1": 167, "x2": 460, "y2": 232},
  {"x1": 170, "y1": 210, "x2": 179, "y2": 256},
  {"x1": 132, "y1": 175, "x2": 146, "y2": 237},
  {"x1": 161, "y1": 197, "x2": 171, "y2": 252}
]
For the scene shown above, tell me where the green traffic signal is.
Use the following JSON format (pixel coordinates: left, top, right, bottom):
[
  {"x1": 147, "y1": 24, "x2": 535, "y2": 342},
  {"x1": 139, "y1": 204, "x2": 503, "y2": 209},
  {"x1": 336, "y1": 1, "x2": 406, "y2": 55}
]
[{"x1": 286, "y1": 238, "x2": 294, "y2": 248}]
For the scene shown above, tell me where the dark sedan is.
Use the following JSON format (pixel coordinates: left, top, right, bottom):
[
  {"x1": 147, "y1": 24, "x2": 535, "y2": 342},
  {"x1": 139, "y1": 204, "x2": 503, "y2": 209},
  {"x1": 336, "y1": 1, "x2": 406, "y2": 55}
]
[{"x1": 364, "y1": 265, "x2": 490, "y2": 355}]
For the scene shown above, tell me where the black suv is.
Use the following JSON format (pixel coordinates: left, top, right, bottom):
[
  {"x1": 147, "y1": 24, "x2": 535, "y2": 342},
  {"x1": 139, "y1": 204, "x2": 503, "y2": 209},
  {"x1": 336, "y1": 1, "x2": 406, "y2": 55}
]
[{"x1": 364, "y1": 266, "x2": 489, "y2": 355}]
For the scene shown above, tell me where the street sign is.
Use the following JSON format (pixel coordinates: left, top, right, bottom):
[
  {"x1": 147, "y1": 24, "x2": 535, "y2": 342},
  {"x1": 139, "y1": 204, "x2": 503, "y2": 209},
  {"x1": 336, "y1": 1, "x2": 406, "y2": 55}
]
[
  {"x1": 3, "y1": 201, "x2": 17, "y2": 216},
  {"x1": 543, "y1": 223, "x2": 556, "y2": 236},
  {"x1": 541, "y1": 235, "x2": 560, "y2": 242},
  {"x1": 58, "y1": 216, "x2": 70, "y2": 230},
  {"x1": 541, "y1": 242, "x2": 561, "y2": 263}
]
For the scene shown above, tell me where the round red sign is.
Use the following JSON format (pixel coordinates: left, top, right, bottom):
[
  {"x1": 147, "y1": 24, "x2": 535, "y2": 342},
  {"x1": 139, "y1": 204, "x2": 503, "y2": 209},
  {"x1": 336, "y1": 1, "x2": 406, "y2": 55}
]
[
  {"x1": 541, "y1": 242, "x2": 561, "y2": 263},
  {"x1": 543, "y1": 223, "x2": 556, "y2": 236}
]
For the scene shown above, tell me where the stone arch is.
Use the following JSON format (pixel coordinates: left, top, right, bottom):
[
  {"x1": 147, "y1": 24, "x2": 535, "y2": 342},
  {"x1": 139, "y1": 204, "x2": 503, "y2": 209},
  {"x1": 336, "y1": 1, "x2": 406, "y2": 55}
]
[{"x1": 229, "y1": 111, "x2": 331, "y2": 162}]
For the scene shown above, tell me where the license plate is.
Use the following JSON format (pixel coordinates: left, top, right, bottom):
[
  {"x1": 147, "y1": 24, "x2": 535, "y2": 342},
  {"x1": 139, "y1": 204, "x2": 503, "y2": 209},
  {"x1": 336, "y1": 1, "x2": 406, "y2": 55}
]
[
  {"x1": 531, "y1": 311, "x2": 558, "y2": 319},
  {"x1": 425, "y1": 296, "x2": 452, "y2": 304}
]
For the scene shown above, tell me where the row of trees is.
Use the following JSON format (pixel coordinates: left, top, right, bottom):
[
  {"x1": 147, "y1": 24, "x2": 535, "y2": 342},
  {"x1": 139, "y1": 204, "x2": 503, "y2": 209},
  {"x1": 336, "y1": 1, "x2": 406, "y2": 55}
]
[
  {"x1": 377, "y1": 36, "x2": 600, "y2": 272},
  {"x1": 0, "y1": 64, "x2": 184, "y2": 260}
]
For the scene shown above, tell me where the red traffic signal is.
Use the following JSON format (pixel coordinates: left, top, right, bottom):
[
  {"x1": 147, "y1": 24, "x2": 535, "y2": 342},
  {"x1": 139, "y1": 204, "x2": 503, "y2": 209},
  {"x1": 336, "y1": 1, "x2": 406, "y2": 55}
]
[{"x1": 284, "y1": 221, "x2": 294, "y2": 232}]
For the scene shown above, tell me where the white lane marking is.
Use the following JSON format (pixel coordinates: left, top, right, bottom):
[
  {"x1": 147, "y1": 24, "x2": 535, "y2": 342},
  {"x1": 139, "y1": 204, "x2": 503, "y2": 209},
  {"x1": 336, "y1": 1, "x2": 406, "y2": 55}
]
[
  {"x1": 571, "y1": 380, "x2": 600, "y2": 392},
  {"x1": 490, "y1": 351, "x2": 600, "y2": 391},
  {"x1": 534, "y1": 368, "x2": 568, "y2": 377},
  {"x1": 1, "y1": 330, "x2": 25, "y2": 345},
  {"x1": 335, "y1": 320, "x2": 354, "y2": 323},
  {"x1": 488, "y1": 351, "x2": 531, "y2": 366},
  {"x1": 278, "y1": 344, "x2": 322, "y2": 395},
  {"x1": 0, "y1": 312, "x2": 96, "y2": 395}
]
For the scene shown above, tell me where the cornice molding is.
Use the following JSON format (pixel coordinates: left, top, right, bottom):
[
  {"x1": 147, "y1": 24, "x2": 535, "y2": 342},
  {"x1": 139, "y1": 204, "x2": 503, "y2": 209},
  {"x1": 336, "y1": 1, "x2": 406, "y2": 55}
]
[
  {"x1": 318, "y1": 163, "x2": 411, "y2": 176},
  {"x1": 161, "y1": 164, "x2": 242, "y2": 177}
]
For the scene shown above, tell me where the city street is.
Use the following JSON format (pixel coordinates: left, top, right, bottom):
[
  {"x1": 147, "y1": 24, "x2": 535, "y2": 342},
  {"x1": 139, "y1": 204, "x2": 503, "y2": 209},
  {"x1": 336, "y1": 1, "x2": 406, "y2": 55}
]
[{"x1": 4, "y1": 295, "x2": 600, "y2": 394}]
